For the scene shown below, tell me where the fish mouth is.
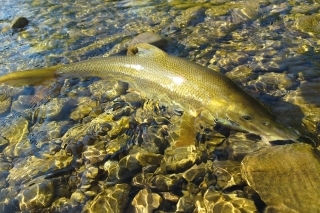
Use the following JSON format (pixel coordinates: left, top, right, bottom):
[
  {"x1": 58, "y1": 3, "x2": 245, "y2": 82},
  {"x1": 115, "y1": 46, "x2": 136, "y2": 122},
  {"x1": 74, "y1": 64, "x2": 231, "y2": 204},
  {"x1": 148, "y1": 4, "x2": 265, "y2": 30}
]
[{"x1": 259, "y1": 127, "x2": 300, "y2": 143}]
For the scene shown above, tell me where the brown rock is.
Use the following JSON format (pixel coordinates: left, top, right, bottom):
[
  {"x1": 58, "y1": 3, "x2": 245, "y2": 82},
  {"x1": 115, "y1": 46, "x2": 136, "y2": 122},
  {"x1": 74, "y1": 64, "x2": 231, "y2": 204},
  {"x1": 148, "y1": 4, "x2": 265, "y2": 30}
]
[
  {"x1": 131, "y1": 189, "x2": 162, "y2": 213},
  {"x1": 82, "y1": 184, "x2": 130, "y2": 213},
  {"x1": 213, "y1": 160, "x2": 243, "y2": 190},
  {"x1": 182, "y1": 163, "x2": 206, "y2": 182},
  {"x1": 241, "y1": 143, "x2": 320, "y2": 213},
  {"x1": 17, "y1": 180, "x2": 54, "y2": 210},
  {"x1": 203, "y1": 188, "x2": 257, "y2": 213},
  {"x1": 11, "y1": 17, "x2": 29, "y2": 29}
]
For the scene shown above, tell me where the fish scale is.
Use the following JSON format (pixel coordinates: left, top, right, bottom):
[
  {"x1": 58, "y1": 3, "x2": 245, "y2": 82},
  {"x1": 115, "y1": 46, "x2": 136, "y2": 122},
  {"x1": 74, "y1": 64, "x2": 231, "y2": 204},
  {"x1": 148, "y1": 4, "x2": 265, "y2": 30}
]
[{"x1": 0, "y1": 43, "x2": 300, "y2": 142}]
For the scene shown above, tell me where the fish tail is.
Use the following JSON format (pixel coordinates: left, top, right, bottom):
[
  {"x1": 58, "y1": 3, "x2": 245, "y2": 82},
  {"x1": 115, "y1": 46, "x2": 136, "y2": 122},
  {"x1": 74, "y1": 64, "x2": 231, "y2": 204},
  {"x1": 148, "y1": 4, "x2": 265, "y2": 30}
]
[{"x1": 0, "y1": 65, "x2": 61, "y2": 86}]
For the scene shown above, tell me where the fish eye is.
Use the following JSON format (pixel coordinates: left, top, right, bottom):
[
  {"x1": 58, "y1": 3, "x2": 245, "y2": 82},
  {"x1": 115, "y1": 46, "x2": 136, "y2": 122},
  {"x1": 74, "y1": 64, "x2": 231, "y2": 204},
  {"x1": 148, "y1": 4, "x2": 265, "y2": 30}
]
[
  {"x1": 242, "y1": 115, "x2": 252, "y2": 121},
  {"x1": 262, "y1": 121, "x2": 270, "y2": 126}
]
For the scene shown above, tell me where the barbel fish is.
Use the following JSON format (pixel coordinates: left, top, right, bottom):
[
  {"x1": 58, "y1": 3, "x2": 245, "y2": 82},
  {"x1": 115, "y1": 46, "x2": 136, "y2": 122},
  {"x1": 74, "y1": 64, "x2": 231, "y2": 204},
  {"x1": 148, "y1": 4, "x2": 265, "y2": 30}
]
[{"x1": 0, "y1": 43, "x2": 299, "y2": 142}]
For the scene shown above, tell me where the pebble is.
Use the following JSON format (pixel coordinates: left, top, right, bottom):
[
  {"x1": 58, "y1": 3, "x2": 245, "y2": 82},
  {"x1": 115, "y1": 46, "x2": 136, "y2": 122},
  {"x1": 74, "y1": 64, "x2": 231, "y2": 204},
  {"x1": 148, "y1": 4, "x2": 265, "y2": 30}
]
[
  {"x1": 203, "y1": 188, "x2": 257, "y2": 213},
  {"x1": 131, "y1": 189, "x2": 162, "y2": 213},
  {"x1": 82, "y1": 184, "x2": 131, "y2": 213},
  {"x1": 212, "y1": 160, "x2": 243, "y2": 190},
  {"x1": 11, "y1": 17, "x2": 29, "y2": 29}
]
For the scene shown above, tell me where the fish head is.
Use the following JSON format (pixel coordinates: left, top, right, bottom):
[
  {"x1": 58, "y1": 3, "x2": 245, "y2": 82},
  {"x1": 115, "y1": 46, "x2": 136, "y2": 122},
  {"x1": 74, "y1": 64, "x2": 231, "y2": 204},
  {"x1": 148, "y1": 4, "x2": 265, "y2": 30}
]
[
  {"x1": 209, "y1": 99, "x2": 300, "y2": 143},
  {"x1": 238, "y1": 111, "x2": 300, "y2": 143}
]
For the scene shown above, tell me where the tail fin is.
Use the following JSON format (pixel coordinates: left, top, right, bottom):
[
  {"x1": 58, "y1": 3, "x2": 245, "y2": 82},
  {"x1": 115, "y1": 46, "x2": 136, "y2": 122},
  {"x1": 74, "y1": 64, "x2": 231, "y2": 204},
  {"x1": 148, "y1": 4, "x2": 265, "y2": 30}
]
[{"x1": 0, "y1": 65, "x2": 61, "y2": 86}]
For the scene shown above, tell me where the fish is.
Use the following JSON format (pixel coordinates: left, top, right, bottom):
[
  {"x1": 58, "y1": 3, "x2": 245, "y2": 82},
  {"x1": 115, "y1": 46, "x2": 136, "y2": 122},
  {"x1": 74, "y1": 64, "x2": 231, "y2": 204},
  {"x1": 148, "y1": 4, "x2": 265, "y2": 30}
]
[{"x1": 0, "y1": 43, "x2": 300, "y2": 142}]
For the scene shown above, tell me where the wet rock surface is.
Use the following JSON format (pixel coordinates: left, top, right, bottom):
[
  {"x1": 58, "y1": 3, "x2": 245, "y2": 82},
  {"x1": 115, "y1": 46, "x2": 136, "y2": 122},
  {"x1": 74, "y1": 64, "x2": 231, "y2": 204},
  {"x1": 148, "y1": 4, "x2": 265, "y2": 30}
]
[
  {"x1": 83, "y1": 183, "x2": 131, "y2": 213},
  {"x1": 17, "y1": 179, "x2": 54, "y2": 210},
  {"x1": 131, "y1": 188, "x2": 162, "y2": 213},
  {"x1": 241, "y1": 143, "x2": 320, "y2": 213},
  {"x1": 203, "y1": 188, "x2": 258, "y2": 213}
]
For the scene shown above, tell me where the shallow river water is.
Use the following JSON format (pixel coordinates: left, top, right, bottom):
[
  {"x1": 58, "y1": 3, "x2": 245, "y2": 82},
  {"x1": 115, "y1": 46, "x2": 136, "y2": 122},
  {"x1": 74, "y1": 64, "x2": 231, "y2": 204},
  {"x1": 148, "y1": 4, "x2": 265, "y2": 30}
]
[{"x1": 0, "y1": 0, "x2": 320, "y2": 212}]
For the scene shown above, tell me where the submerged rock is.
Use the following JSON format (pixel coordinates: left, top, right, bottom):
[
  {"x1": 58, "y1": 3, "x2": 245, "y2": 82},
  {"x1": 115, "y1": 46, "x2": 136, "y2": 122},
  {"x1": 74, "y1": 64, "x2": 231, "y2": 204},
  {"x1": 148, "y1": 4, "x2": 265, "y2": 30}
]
[
  {"x1": 0, "y1": 94, "x2": 11, "y2": 114},
  {"x1": 182, "y1": 163, "x2": 206, "y2": 182},
  {"x1": 82, "y1": 183, "x2": 130, "y2": 213},
  {"x1": 241, "y1": 143, "x2": 320, "y2": 212},
  {"x1": 212, "y1": 160, "x2": 243, "y2": 190},
  {"x1": 176, "y1": 194, "x2": 195, "y2": 212},
  {"x1": 70, "y1": 189, "x2": 88, "y2": 204},
  {"x1": 131, "y1": 189, "x2": 162, "y2": 213},
  {"x1": 50, "y1": 197, "x2": 75, "y2": 212},
  {"x1": 203, "y1": 188, "x2": 258, "y2": 213},
  {"x1": 16, "y1": 179, "x2": 54, "y2": 211},
  {"x1": 11, "y1": 17, "x2": 29, "y2": 29},
  {"x1": 89, "y1": 80, "x2": 128, "y2": 102},
  {"x1": 1, "y1": 117, "x2": 29, "y2": 145},
  {"x1": 296, "y1": 14, "x2": 320, "y2": 36},
  {"x1": 70, "y1": 97, "x2": 97, "y2": 121},
  {"x1": 225, "y1": 131, "x2": 267, "y2": 161},
  {"x1": 283, "y1": 77, "x2": 320, "y2": 142},
  {"x1": 0, "y1": 136, "x2": 9, "y2": 153},
  {"x1": 149, "y1": 174, "x2": 183, "y2": 191},
  {"x1": 162, "y1": 146, "x2": 203, "y2": 173}
]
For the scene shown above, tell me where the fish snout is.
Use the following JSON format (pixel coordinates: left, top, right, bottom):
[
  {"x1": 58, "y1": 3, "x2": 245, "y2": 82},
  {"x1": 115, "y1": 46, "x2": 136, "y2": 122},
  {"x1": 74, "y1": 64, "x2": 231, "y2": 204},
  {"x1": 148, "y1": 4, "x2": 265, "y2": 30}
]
[{"x1": 259, "y1": 123, "x2": 300, "y2": 143}]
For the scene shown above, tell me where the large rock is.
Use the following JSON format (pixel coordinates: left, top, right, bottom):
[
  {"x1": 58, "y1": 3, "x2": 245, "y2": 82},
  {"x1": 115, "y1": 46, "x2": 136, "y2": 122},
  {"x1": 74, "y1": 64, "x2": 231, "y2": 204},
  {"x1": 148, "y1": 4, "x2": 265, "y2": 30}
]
[{"x1": 241, "y1": 143, "x2": 320, "y2": 213}]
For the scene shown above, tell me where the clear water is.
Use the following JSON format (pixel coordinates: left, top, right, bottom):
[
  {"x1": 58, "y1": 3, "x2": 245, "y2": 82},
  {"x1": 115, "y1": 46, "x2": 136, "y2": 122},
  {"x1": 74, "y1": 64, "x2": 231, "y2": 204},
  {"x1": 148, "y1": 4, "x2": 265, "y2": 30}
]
[{"x1": 0, "y1": 0, "x2": 320, "y2": 212}]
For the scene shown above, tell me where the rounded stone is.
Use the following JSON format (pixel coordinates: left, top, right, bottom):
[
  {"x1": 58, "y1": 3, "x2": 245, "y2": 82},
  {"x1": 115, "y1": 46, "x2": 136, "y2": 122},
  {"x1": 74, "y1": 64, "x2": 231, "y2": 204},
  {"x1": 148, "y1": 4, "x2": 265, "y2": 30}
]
[
  {"x1": 16, "y1": 180, "x2": 54, "y2": 211},
  {"x1": 134, "y1": 152, "x2": 163, "y2": 166},
  {"x1": 296, "y1": 14, "x2": 320, "y2": 35},
  {"x1": 162, "y1": 146, "x2": 202, "y2": 173},
  {"x1": 225, "y1": 131, "x2": 268, "y2": 161},
  {"x1": 212, "y1": 160, "x2": 243, "y2": 190},
  {"x1": 182, "y1": 163, "x2": 206, "y2": 182},
  {"x1": 203, "y1": 188, "x2": 257, "y2": 213},
  {"x1": 176, "y1": 195, "x2": 195, "y2": 212},
  {"x1": 131, "y1": 189, "x2": 162, "y2": 213},
  {"x1": 83, "y1": 146, "x2": 106, "y2": 165},
  {"x1": 70, "y1": 189, "x2": 87, "y2": 204},
  {"x1": 0, "y1": 136, "x2": 9, "y2": 153},
  {"x1": 50, "y1": 197, "x2": 74, "y2": 212},
  {"x1": 84, "y1": 166, "x2": 99, "y2": 179},
  {"x1": 149, "y1": 174, "x2": 182, "y2": 191},
  {"x1": 11, "y1": 17, "x2": 29, "y2": 29},
  {"x1": 0, "y1": 94, "x2": 11, "y2": 114},
  {"x1": 132, "y1": 173, "x2": 153, "y2": 188},
  {"x1": 241, "y1": 143, "x2": 320, "y2": 212},
  {"x1": 82, "y1": 184, "x2": 131, "y2": 213}
]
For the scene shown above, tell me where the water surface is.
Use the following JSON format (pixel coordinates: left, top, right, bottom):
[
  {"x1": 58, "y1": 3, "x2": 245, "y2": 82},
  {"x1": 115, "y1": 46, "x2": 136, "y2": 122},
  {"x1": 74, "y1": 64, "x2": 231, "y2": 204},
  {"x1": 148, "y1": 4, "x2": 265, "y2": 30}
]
[{"x1": 0, "y1": 0, "x2": 320, "y2": 212}]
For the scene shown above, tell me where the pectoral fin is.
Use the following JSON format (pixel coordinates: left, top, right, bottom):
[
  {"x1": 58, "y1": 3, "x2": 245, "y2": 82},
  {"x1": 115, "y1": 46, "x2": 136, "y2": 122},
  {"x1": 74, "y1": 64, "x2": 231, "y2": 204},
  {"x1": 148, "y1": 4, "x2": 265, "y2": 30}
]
[{"x1": 173, "y1": 112, "x2": 197, "y2": 148}]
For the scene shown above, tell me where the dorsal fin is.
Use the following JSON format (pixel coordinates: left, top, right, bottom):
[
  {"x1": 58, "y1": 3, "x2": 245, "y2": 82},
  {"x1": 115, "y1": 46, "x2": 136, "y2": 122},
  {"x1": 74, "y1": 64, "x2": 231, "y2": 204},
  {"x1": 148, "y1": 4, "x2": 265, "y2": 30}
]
[{"x1": 127, "y1": 43, "x2": 167, "y2": 58}]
